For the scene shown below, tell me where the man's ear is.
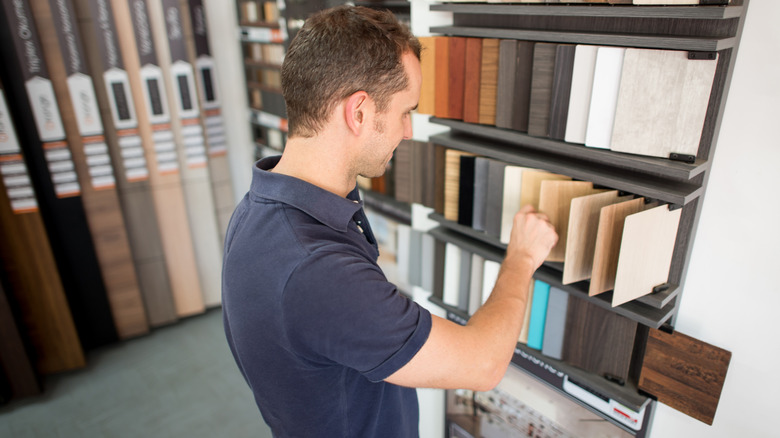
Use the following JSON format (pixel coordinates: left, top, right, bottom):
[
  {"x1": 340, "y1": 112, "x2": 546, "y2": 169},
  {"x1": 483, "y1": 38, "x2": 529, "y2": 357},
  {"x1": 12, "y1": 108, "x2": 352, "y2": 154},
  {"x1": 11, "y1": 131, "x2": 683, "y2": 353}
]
[{"x1": 344, "y1": 91, "x2": 370, "y2": 136}]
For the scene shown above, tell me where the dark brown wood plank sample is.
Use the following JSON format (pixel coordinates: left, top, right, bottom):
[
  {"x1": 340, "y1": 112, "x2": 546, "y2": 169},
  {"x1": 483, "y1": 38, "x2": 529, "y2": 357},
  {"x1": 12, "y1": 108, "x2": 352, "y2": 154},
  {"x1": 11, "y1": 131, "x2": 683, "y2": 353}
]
[
  {"x1": 0, "y1": 270, "x2": 42, "y2": 400},
  {"x1": 462, "y1": 37, "x2": 482, "y2": 124},
  {"x1": 495, "y1": 39, "x2": 517, "y2": 129},
  {"x1": 527, "y1": 42, "x2": 558, "y2": 137},
  {"x1": 478, "y1": 39, "x2": 499, "y2": 126},
  {"x1": 447, "y1": 37, "x2": 467, "y2": 121},
  {"x1": 548, "y1": 44, "x2": 576, "y2": 140},
  {"x1": 434, "y1": 36, "x2": 450, "y2": 119},
  {"x1": 0, "y1": 0, "x2": 118, "y2": 351},
  {"x1": 394, "y1": 139, "x2": 412, "y2": 203},
  {"x1": 182, "y1": 0, "x2": 236, "y2": 247},
  {"x1": 34, "y1": 0, "x2": 149, "y2": 340},
  {"x1": 444, "y1": 148, "x2": 474, "y2": 222},
  {"x1": 639, "y1": 329, "x2": 731, "y2": 425},
  {"x1": 562, "y1": 294, "x2": 638, "y2": 382},
  {"x1": 0, "y1": 79, "x2": 85, "y2": 374},
  {"x1": 74, "y1": 0, "x2": 177, "y2": 327},
  {"x1": 112, "y1": 0, "x2": 205, "y2": 317},
  {"x1": 417, "y1": 36, "x2": 435, "y2": 115},
  {"x1": 509, "y1": 41, "x2": 535, "y2": 132}
]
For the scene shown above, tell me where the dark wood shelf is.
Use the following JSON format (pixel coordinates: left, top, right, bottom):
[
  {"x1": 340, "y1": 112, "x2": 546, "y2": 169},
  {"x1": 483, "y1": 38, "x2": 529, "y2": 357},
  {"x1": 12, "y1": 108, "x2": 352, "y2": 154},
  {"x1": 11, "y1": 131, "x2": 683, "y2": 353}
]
[
  {"x1": 429, "y1": 25, "x2": 735, "y2": 51},
  {"x1": 431, "y1": 132, "x2": 702, "y2": 206},
  {"x1": 433, "y1": 299, "x2": 652, "y2": 416},
  {"x1": 431, "y1": 3, "x2": 743, "y2": 20},
  {"x1": 430, "y1": 117, "x2": 709, "y2": 181},
  {"x1": 428, "y1": 223, "x2": 676, "y2": 328}
]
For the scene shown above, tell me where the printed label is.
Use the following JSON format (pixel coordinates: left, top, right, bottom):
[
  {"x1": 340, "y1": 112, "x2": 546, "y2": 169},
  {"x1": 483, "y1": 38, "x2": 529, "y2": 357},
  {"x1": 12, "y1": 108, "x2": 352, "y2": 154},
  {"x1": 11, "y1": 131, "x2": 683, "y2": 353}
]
[{"x1": 0, "y1": 90, "x2": 38, "y2": 213}]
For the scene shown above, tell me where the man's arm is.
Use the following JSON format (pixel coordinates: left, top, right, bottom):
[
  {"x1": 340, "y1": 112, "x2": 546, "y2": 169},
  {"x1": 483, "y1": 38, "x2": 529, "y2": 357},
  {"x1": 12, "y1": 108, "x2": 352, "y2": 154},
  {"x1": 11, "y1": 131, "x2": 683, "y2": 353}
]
[{"x1": 385, "y1": 205, "x2": 558, "y2": 391}]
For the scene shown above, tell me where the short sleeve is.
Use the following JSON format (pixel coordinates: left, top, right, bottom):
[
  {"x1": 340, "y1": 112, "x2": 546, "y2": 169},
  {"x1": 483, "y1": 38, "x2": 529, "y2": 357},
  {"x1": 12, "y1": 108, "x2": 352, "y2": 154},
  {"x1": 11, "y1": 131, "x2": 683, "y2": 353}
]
[{"x1": 282, "y1": 250, "x2": 431, "y2": 382}]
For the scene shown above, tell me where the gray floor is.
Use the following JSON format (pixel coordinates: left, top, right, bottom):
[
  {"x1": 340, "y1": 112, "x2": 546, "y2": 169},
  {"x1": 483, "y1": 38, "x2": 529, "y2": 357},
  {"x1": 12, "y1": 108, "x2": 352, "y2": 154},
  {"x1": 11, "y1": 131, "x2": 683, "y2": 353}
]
[{"x1": 0, "y1": 308, "x2": 273, "y2": 437}]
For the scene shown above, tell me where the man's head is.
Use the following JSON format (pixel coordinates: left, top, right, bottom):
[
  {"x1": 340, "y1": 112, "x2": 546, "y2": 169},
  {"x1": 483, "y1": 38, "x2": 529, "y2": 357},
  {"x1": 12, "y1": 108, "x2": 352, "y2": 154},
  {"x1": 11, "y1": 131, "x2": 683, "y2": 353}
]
[{"x1": 281, "y1": 6, "x2": 421, "y2": 138}]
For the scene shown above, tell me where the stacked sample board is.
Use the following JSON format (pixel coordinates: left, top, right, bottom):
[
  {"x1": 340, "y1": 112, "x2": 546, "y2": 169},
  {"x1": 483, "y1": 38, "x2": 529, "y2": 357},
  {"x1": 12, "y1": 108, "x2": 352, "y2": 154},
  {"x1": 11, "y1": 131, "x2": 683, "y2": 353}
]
[{"x1": 0, "y1": 0, "x2": 237, "y2": 398}]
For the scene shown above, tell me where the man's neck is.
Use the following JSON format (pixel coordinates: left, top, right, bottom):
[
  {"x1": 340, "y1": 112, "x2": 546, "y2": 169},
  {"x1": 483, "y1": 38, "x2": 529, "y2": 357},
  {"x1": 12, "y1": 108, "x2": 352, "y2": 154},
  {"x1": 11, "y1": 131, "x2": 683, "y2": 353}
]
[{"x1": 271, "y1": 134, "x2": 358, "y2": 198}]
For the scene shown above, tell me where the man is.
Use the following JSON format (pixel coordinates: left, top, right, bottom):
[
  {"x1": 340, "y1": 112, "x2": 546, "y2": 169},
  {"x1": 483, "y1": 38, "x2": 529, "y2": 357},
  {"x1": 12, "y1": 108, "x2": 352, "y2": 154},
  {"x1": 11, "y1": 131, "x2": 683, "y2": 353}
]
[{"x1": 222, "y1": 5, "x2": 558, "y2": 437}]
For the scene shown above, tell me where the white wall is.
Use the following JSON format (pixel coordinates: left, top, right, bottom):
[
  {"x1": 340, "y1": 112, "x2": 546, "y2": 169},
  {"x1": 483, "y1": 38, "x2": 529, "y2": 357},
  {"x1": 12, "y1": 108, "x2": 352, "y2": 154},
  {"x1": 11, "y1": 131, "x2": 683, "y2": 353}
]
[{"x1": 650, "y1": 1, "x2": 780, "y2": 436}]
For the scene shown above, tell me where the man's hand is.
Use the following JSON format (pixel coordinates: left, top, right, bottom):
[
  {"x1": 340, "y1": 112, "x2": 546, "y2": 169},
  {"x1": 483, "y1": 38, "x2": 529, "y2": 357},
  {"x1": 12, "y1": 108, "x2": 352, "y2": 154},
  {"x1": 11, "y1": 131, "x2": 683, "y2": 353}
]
[{"x1": 505, "y1": 205, "x2": 558, "y2": 271}]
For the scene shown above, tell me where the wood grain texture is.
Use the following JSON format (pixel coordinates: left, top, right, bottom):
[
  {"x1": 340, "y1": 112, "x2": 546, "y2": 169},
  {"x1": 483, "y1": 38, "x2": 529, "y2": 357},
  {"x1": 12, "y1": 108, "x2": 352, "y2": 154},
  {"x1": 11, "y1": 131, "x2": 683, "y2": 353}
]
[
  {"x1": 462, "y1": 38, "x2": 482, "y2": 124},
  {"x1": 417, "y1": 36, "x2": 436, "y2": 115},
  {"x1": 548, "y1": 44, "x2": 576, "y2": 140},
  {"x1": 495, "y1": 40, "x2": 518, "y2": 129},
  {"x1": 444, "y1": 149, "x2": 474, "y2": 222},
  {"x1": 589, "y1": 197, "x2": 650, "y2": 296},
  {"x1": 527, "y1": 42, "x2": 558, "y2": 137},
  {"x1": 434, "y1": 144, "x2": 447, "y2": 215},
  {"x1": 447, "y1": 37, "x2": 467, "y2": 120},
  {"x1": 150, "y1": 0, "x2": 222, "y2": 308},
  {"x1": 74, "y1": 0, "x2": 178, "y2": 328},
  {"x1": 484, "y1": 158, "x2": 506, "y2": 239},
  {"x1": 611, "y1": 48, "x2": 718, "y2": 159},
  {"x1": 613, "y1": 204, "x2": 681, "y2": 306},
  {"x1": 519, "y1": 169, "x2": 571, "y2": 211},
  {"x1": 639, "y1": 328, "x2": 731, "y2": 425},
  {"x1": 478, "y1": 39, "x2": 499, "y2": 125},
  {"x1": 584, "y1": 46, "x2": 625, "y2": 149},
  {"x1": 562, "y1": 190, "x2": 630, "y2": 285},
  {"x1": 434, "y1": 37, "x2": 450, "y2": 119},
  {"x1": 112, "y1": 0, "x2": 205, "y2": 317},
  {"x1": 511, "y1": 41, "x2": 536, "y2": 132},
  {"x1": 0, "y1": 273, "x2": 42, "y2": 399},
  {"x1": 564, "y1": 45, "x2": 598, "y2": 144},
  {"x1": 34, "y1": 0, "x2": 149, "y2": 339},
  {"x1": 538, "y1": 180, "x2": 603, "y2": 262},
  {"x1": 562, "y1": 294, "x2": 638, "y2": 382}
]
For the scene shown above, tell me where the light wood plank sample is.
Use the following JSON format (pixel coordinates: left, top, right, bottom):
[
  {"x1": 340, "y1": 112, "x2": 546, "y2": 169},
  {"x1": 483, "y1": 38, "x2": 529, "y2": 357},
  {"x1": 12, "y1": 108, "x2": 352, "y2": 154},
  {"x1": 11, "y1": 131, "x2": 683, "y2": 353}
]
[
  {"x1": 34, "y1": 0, "x2": 149, "y2": 339},
  {"x1": 527, "y1": 42, "x2": 558, "y2": 138},
  {"x1": 417, "y1": 37, "x2": 436, "y2": 115},
  {"x1": 74, "y1": 0, "x2": 178, "y2": 327},
  {"x1": 611, "y1": 48, "x2": 718, "y2": 159},
  {"x1": 462, "y1": 38, "x2": 482, "y2": 124},
  {"x1": 562, "y1": 190, "x2": 631, "y2": 285},
  {"x1": 434, "y1": 37, "x2": 450, "y2": 119},
  {"x1": 478, "y1": 39, "x2": 500, "y2": 125},
  {"x1": 499, "y1": 165, "x2": 527, "y2": 244},
  {"x1": 562, "y1": 294, "x2": 638, "y2": 382},
  {"x1": 538, "y1": 180, "x2": 604, "y2": 262},
  {"x1": 589, "y1": 197, "x2": 649, "y2": 296},
  {"x1": 564, "y1": 45, "x2": 598, "y2": 144},
  {"x1": 113, "y1": 0, "x2": 205, "y2": 316},
  {"x1": 613, "y1": 204, "x2": 681, "y2": 307},
  {"x1": 444, "y1": 149, "x2": 474, "y2": 222},
  {"x1": 519, "y1": 169, "x2": 571, "y2": 211},
  {"x1": 584, "y1": 47, "x2": 625, "y2": 149},
  {"x1": 639, "y1": 328, "x2": 731, "y2": 425}
]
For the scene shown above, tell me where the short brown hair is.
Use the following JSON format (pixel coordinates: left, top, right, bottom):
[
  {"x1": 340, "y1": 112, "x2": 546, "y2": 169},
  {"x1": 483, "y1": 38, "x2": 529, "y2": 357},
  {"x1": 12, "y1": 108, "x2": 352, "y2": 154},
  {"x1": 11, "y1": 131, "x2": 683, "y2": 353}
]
[{"x1": 281, "y1": 6, "x2": 421, "y2": 138}]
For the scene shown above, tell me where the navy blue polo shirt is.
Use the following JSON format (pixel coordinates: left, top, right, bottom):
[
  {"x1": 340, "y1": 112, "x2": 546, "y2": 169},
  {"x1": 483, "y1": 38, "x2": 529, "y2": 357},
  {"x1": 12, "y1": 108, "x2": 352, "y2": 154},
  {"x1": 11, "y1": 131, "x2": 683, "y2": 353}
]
[{"x1": 222, "y1": 156, "x2": 432, "y2": 438}]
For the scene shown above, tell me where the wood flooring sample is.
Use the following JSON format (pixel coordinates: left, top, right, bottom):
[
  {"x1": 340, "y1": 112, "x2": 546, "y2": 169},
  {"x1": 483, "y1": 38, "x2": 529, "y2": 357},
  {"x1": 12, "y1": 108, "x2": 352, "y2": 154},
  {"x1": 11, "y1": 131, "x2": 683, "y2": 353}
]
[
  {"x1": 478, "y1": 39, "x2": 500, "y2": 125},
  {"x1": 520, "y1": 169, "x2": 571, "y2": 211},
  {"x1": 462, "y1": 38, "x2": 483, "y2": 124},
  {"x1": 563, "y1": 191, "x2": 631, "y2": 285},
  {"x1": 562, "y1": 295, "x2": 638, "y2": 382},
  {"x1": 444, "y1": 149, "x2": 475, "y2": 222},
  {"x1": 417, "y1": 37, "x2": 436, "y2": 115},
  {"x1": 548, "y1": 44, "x2": 576, "y2": 140},
  {"x1": 564, "y1": 45, "x2": 598, "y2": 144},
  {"x1": 538, "y1": 181, "x2": 604, "y2": 262},
  {"x1": 495, "y1": 40, "x2": 518, "y2": 129},
  {"x1": 527, "y1": 43, "x2": 558, "y2": 137},
  {"x1": 639, "y1": 329, "x2": 731, "y2": 425},
  {"x1": 613, "y1": 204, "x2": 681, "y2": 306},
  {"x1": 499, "y1": 165, "x2": 527, "y2": 244},
  {"x1": 611, "y1": 48, "x2": 718, "y2": 159},
  {"x1": 447, "y1": 37, "x2": 467, "y2": 120},
  {"x1": 434, "y1": 37, "x2": 450, "y2": 119},
  {"x1": 589, "y1": 198, "x2": 651, "y2": 296},
  {"x1": 584, "y1": 47, "x2": 625, "y2": 149}
]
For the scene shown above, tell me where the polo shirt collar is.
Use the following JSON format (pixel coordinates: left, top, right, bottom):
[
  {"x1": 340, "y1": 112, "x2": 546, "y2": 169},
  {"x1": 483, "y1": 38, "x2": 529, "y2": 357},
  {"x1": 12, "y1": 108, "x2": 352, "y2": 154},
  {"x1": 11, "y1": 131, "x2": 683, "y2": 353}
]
[{"x1": 251, "y1": 156, "x2": 363, "y2": 232}]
